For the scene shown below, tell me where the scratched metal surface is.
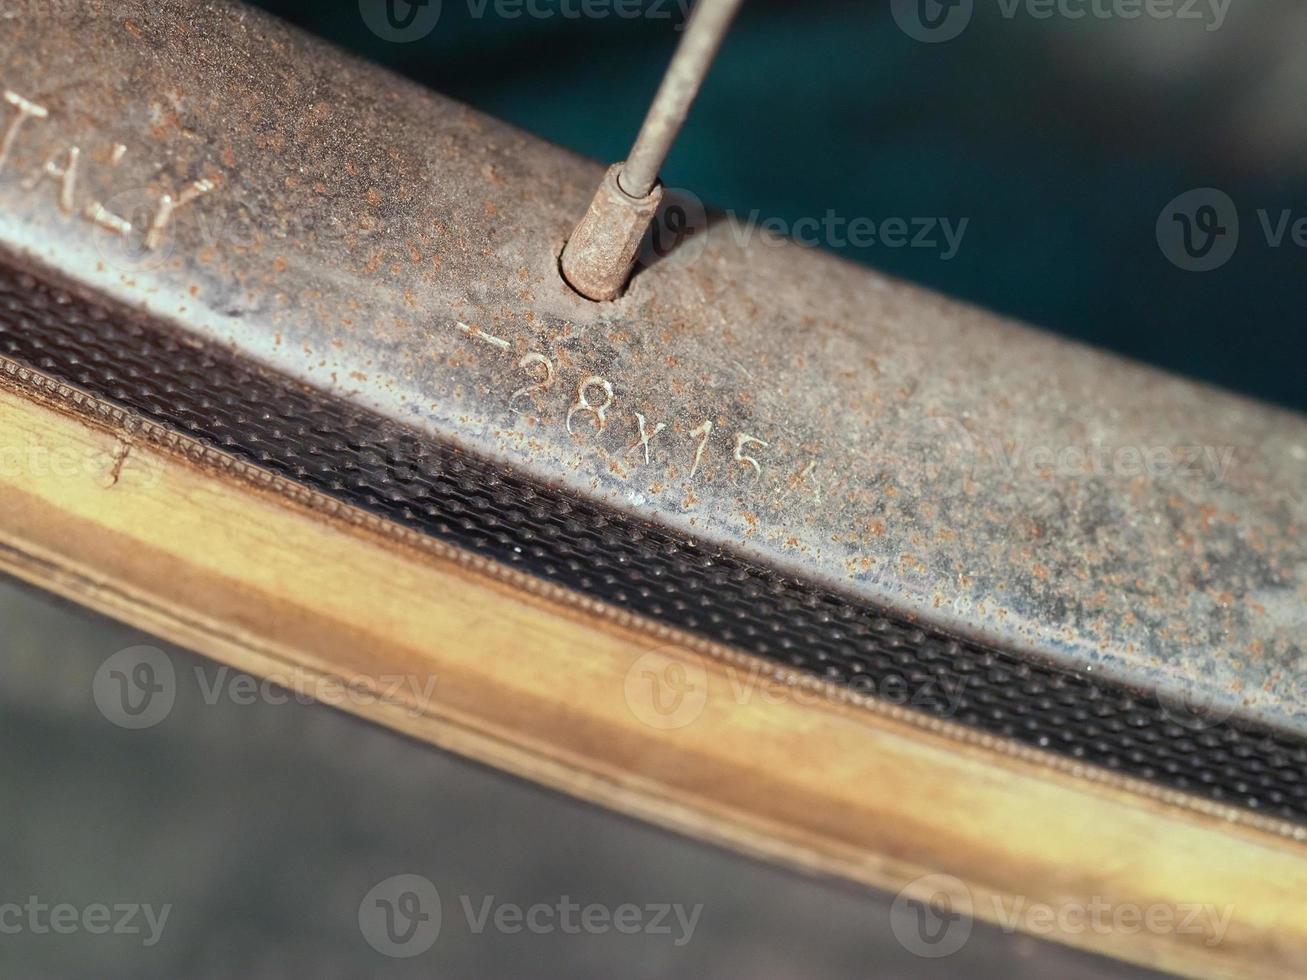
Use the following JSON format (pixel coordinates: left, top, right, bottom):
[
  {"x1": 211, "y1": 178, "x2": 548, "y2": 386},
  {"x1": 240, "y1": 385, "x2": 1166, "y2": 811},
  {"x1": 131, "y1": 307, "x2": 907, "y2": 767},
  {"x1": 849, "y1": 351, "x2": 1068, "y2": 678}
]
[{"x1": 0, "y1": 1, "x2": 1303, "y2": 732}]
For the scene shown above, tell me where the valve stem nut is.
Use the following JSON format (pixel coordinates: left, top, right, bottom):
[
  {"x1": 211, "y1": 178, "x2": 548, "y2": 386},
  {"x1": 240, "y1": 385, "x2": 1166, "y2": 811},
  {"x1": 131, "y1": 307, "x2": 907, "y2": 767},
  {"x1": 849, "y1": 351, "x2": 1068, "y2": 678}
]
[{"x1": 560, "y1": 164, "x2": 664, "y2": 302}]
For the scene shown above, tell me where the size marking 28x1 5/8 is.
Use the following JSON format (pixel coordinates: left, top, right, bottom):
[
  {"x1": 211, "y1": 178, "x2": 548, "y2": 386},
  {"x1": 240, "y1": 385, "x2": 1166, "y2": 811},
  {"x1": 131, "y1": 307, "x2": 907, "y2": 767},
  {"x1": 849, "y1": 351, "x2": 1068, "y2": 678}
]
[{"x1": 454, "y1": 321, "x2": 825, "y2": 510}]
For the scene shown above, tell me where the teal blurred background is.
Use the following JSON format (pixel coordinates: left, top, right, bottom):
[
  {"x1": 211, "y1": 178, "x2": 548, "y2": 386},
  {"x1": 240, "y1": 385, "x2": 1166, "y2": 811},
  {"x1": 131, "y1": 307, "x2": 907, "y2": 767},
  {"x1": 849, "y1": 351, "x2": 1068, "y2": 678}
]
[{"x1": 260, "y1": 0, "x2": 1306, "y2": 411}]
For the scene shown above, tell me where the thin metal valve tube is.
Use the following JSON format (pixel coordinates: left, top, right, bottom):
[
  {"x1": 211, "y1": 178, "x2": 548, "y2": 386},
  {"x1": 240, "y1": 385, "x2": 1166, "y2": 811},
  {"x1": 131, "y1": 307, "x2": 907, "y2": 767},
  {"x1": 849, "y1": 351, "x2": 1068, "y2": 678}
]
[
  {"x1": 558, "y1": 0, "x2": 744, "y2": 301},
  {"x1": 618, "y1": 0, "x2": 746, "y2": 198}
]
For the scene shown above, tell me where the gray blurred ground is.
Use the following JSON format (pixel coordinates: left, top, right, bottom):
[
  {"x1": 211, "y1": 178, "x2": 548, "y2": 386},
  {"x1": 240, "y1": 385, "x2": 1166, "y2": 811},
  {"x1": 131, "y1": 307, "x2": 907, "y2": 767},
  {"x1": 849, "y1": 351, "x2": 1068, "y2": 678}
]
[{"x1": 0, "y1": 578, "x2": 1161, "y2": 978}]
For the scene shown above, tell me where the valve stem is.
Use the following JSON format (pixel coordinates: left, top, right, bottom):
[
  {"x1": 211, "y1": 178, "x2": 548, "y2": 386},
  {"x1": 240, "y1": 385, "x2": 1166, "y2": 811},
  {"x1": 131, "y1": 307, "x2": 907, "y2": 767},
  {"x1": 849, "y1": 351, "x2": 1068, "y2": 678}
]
[{"x1": 560, "y1": 0, "x2": 745, "y2": 302}]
